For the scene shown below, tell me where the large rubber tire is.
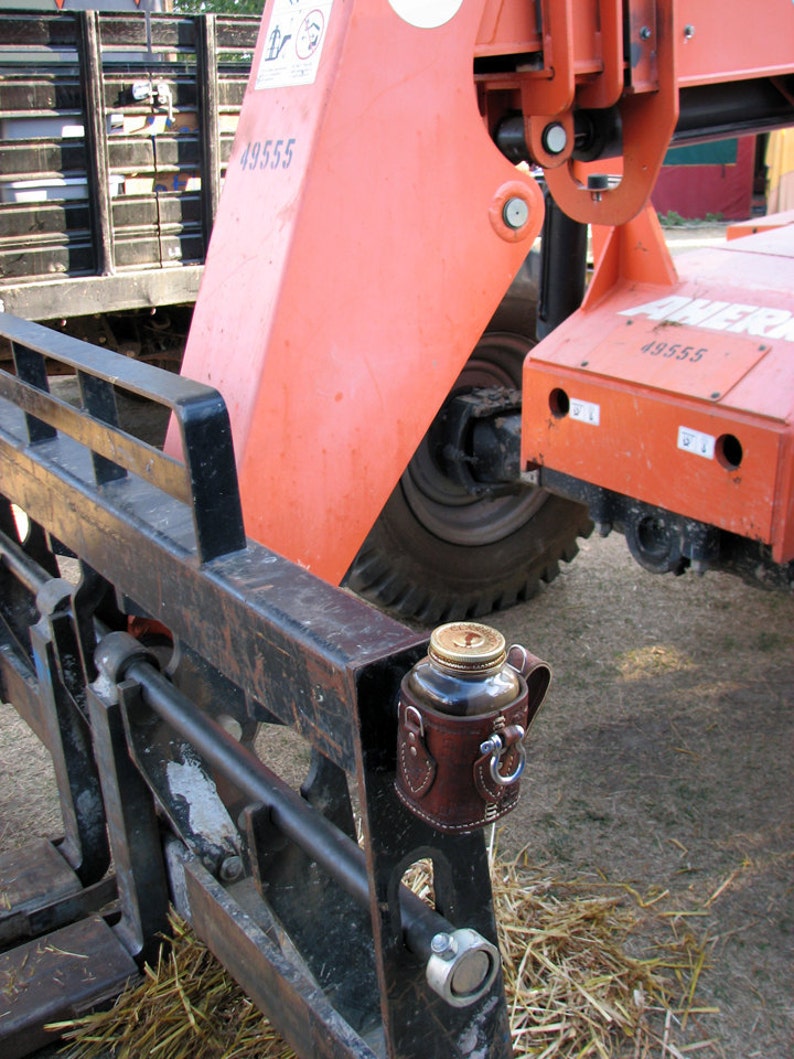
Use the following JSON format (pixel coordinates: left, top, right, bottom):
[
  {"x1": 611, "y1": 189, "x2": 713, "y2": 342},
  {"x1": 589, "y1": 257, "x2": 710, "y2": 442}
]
[{"x1": 344, "y1": 328, "x2": 592, "y2": 623}]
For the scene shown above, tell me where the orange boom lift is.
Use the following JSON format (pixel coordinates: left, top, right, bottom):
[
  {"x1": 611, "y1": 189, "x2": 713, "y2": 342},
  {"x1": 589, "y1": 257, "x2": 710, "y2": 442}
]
[
  {"x1": 179, "y1": 0, "x2": 794, "y2": 607},
  {"x1": 1, "y1": 4, "x2": 793, "y2": 1056}
]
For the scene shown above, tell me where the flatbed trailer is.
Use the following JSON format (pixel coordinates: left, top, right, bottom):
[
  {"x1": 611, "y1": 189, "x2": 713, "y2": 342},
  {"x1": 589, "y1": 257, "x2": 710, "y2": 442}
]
[{"x1": 0, "y1": 11, "x2": 257, "y2": 327}]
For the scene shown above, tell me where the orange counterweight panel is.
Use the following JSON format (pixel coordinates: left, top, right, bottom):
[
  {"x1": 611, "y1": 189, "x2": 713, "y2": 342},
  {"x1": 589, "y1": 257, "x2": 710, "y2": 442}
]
[
  {"x1": 178, "y1": 0, "x2": 543, "y2": 582},
  {"x1": 674, "y1": 0, "x2": 794, "y2": 86},
  {"x1": 522, "y1": 216, "x2": 794, "y2": 563}
]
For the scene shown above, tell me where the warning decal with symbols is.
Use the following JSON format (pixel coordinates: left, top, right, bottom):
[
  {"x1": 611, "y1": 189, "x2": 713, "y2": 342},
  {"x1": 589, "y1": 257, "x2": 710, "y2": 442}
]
[{"x1": 255, "y1": 0, "x2": 334, "y2": 91}]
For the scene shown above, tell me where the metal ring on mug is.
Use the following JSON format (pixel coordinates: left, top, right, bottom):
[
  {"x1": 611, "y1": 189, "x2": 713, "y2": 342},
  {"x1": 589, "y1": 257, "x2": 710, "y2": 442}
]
[
  {"x1": 403, "y1": 703, "x2": 425, "y2": 737},
  {"x1": 489, "y1": 741, "x2": 526, "y2": 787}
]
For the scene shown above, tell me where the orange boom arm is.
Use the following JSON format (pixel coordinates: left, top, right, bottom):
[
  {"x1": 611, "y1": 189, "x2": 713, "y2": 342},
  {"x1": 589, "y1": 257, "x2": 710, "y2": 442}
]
[{"x1": 180, "y1": 0, "x2": 794, "y2": 584}]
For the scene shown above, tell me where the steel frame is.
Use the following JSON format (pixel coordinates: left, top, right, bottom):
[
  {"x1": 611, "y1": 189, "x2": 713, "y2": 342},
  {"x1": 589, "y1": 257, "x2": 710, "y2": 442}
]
[{"x1": 0, "y1": 314, "x2": 513, "y2": 1058}]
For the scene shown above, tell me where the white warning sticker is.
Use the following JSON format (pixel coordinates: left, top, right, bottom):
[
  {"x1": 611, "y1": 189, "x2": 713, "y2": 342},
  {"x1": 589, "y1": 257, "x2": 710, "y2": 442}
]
[
  {"x1": 255, "y1": 0, "x2": 333, "y2": 91},
  {"x1": 678, "y1": 426, "x2": 716, "y2": 460},
  {"x1": 570, "y1": 398, "x2": 601, "y2": 426}
]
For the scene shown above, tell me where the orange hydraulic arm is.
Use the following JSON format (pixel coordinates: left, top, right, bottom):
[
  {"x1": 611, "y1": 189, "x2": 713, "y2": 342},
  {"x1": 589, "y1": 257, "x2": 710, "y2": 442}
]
[
  {"x1": 179, "y1": 0, "x2": 794, "y2": 580},
  {"x1": 180, "y1": 1, "x2": 544, "y2": 582}
]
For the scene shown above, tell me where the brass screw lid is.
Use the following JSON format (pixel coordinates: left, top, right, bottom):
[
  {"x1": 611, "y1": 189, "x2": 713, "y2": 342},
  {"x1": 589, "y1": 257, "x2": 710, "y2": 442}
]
[{"x1": 429, "y1": 622, "x2": 506, "y2": 673}]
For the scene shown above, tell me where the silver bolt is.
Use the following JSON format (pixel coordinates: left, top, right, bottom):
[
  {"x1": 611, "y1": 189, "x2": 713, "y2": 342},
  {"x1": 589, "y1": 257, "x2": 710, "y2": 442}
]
[
  {"x1": 426, "y1": 927, "x2": 499, "y2": 1007},
  {"x1": 639, "y1": 25, "x2": 652, "y2": 40},
  {"x1": 503, "y1": 196, "x2": 529, "y2": 230},
  {"x1": 479, "y1": 733, "x2": 503, "y2": 756},
  {"x1": 431, "y1": 932, "x2": 456, "y2": 959},
  {"x1": 683, "y1": 24, "x2": 695, "y2": 39},
  {"x1": 541, "y1": 121, "x2": 568, "y2": 156},
  {"x1": 219, "y1": 855, "x2": 244, "y2": 882},
  {"x1": 587, "y1": 173, "x2": 609, "y2": 203}
]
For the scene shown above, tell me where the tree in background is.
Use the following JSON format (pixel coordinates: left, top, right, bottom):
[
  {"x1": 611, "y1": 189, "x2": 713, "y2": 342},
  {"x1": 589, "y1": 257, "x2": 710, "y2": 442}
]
[{"x1": 174, "y1": 0, "x2": 265, "y2": 14}]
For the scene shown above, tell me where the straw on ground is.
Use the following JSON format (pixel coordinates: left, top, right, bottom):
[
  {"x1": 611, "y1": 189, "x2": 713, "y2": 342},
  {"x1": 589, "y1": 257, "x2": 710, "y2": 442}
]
[{"x1": 51, "y1": 854, "x2": 716, "y2": 1059}]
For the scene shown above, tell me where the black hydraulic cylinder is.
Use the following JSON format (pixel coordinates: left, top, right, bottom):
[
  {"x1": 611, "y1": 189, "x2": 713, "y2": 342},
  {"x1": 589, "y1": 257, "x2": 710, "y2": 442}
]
[
  {"x1": 536, "y1": 188, "x2": 588, "y2": 341},
  {"x1": 674, "y1": 79, "x2": 794, "y2": 145}
]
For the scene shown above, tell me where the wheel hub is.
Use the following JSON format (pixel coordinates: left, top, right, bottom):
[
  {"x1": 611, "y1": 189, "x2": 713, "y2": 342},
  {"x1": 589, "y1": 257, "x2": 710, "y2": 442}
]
[{"x1": 400, "y1": 343, "x2": 546, "y2": 547}]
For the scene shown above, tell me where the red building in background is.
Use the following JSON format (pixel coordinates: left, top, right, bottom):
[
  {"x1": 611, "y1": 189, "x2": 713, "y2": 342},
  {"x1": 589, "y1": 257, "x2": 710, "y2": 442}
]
[{"x1": 651, "y1": 136, "x2": 757, "y2": 222}]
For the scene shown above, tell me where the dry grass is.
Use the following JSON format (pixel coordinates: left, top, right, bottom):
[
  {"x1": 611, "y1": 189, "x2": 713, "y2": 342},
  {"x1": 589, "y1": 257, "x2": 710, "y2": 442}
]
[
  {"x1": 615, "y1": 645, "x2": 695, "y2": 683},
  {"x1": 51, "y1": 855, "x2": 715, "y2": 1059},
  {"x1": 494, "y1": 853, "x2": 716, "y2": 1058},
  {"x1": 50, "y1": 915, "x2": 296, "y2": 1059}
]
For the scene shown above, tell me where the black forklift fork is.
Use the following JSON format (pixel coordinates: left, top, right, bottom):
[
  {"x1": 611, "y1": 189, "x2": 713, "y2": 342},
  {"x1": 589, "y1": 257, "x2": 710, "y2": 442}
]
[{"x1": 0, "y1": 314, "x2": 513, "y2": 1059}]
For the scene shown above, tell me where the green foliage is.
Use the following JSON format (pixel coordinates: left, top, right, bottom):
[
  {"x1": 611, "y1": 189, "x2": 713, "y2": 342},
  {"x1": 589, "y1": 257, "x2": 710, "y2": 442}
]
[
  {"x1": 173, "y1": 0, "x2": 266, "y2": 14},
  {"x1": 658, "y1": 210, "x2": 686, "y2": 227},
  {"x1": 658, "y1": 209, "x2": 725, "y2": 228}
]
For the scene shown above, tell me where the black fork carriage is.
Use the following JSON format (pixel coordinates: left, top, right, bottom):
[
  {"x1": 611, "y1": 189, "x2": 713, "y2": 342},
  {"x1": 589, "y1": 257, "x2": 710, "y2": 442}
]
[{"x1": 0, "y1": 313, "x2": 516, "y2": 1059}]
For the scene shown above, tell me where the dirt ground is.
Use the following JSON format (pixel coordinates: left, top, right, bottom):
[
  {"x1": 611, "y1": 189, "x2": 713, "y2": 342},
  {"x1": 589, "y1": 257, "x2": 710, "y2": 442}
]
[
  {"x1": 2, "y1": 532, "x2": 791, "y2": 1058},
  {"x1": 492, "y1": 533, "x2": 793, "y2": 1058}
]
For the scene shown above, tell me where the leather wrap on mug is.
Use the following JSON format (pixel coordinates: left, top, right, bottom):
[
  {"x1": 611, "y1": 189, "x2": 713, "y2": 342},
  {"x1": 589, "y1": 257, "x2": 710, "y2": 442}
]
[{"x1": 395, "y1": 677, "x2": 530, "y2": 834}]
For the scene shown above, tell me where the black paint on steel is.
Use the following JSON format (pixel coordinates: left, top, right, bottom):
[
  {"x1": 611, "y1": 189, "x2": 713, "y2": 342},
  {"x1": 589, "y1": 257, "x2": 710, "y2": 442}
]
[
  {"x1": 120, "y1": 701, "x2": 244, "y2": 879},
  {"x1": 0, "y1": 315, "x2": 245, "y2": 563},
  {"x1": 0, "y1": 839, "x2": 117, "y2": 949},
  {"x1": 440, "y1": 386, "x2": 523, "y2": 494},
  {"x1": 87, "y1": 683, "x2": 171, "y2": 964},
  {"x1": 0, "y1": 526, "x2": 50, "y2": 598},
  {"x1": 495, "y1": 110, "x2": 623, "y2": 164},
  {"x1": 11, "y1": 342, "x2": 56, "y2": 445},
  {"x1": 9, "y1": 876, "x2": 119, "y2": 950},
  {"x1": 105, "y1": 645, "x2": 511, "y2": 1054},
  {"x1": 494, "y1": 80, "x2": 794, "y2": 169},
  {"x1": 78, "y1": 370, "x2": 126, "y2": 486},
  {"x1": 29, "y1": 586, "x2": 110, "y2": 884},
  {"x1": 242, "y1": 773, "x2": 381, "y2": 1032},
  {"x1": 536, "y1": 187, "x2": 588, "y2": 341},
  {"x1": 0, "y1": 316, "x2": 422, "y2": 770},
  {"x1": 538, "y1": 467, "x2": 793, "y2": 590},
  {"x1": 0, "y1": 312, "x2": 512, "y2": 1056},
  {"x1": 0, "y1": 367, "x2": 184, "y2": 500},
  {"x1": 0, "y1": 502, "x2": 60, "y2": 740},
  {"x1": 674, "y1": 78, "x2": 794, "y2": 145},
  {"x1": 0, "y1": 916, "x2": 139, "y2": 1059},
  {"x1": 184, "y1": 858, "x2": 383, "y2": 1059},
  {"x1": 107, "y1": 643, "x2": 448, "y2": 960}
]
